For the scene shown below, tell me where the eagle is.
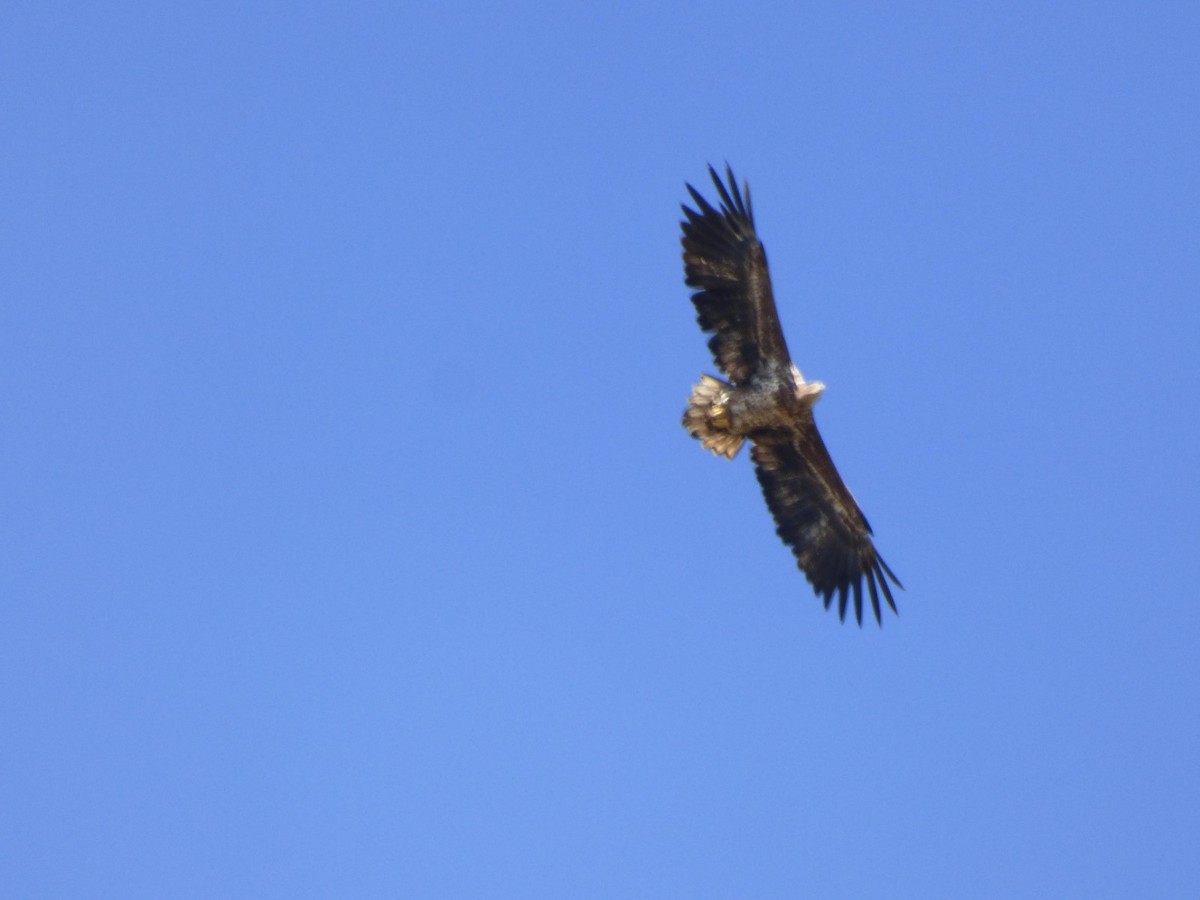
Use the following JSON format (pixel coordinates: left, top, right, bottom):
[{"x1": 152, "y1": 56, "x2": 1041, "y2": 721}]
[{"x1": 680, "y1": 165, "x2": 902, "y2": 625}]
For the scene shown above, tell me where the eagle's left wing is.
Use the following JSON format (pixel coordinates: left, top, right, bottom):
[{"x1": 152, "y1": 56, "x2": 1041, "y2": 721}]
[
  {"x1": 680, "y1": 165, "x2": 791, "y2": 385},
  {"x1": 751, "y1": 426, "x2": 902, "y2": 625}
]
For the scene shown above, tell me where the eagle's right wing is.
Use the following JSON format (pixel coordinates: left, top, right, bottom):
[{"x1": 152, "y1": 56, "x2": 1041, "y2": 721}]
[
  {"x1": 681, "y1": 165, "x2": 792, "y2": 385},
  {"x1": 751, "y1": 426, "x2": 902, "y2": 625}
]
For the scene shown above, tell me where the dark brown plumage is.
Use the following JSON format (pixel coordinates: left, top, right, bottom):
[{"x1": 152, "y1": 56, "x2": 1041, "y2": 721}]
[{"x1": 680, "y1": 165, "x2": 902, "y2": 625}]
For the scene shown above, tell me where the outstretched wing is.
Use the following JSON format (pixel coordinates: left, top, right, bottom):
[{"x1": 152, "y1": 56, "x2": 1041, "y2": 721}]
[
  {"x1": 751, "y1": 426, "x2": 902, "y2": 625},
  {"x1": 681, "y1": 165, "x2": 791, "y2": 384}
]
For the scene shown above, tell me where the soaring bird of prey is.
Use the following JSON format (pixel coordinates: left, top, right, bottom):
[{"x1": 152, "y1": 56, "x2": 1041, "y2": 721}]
[{"x1": 680, "y1": 165, "x2": 902, "y2": 625}]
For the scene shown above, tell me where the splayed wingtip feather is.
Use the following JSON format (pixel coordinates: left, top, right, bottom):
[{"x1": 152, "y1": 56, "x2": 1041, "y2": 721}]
[{"x1": 866, "y1": 569, "x2": 882, "y2": 625}]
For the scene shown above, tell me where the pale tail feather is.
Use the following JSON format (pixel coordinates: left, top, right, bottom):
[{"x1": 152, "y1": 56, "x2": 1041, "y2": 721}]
[{"x1": 683, "y1": 374, "x2": 745, "y2": 459}]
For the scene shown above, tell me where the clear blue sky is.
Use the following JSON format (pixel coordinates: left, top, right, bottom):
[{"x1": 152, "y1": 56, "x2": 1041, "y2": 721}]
[{"x1": 3, "y1": 3, "x2": 1198, "y2": 897}]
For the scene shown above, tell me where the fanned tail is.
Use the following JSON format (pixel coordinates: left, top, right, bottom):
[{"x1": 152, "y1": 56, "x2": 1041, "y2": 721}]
[{"x1": 683, "y1": 374, "x2": 745, "y2": 459}]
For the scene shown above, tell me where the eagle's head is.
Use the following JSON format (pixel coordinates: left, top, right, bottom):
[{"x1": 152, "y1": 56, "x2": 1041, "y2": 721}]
[
  {"x1": 790, "y1": 365, "x2": 826, "y2": 406},
  {"x1": 797, "y1": 380, "x2": 826, "y2": 406}
]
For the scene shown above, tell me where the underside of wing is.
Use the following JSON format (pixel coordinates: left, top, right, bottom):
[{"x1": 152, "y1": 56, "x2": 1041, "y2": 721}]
[
  {"x1": 751, "y1": 429, "x2": 902, "y2": 625},
  {"x1": 681, "y1": 165, "x2": 791, "y2": 384}
]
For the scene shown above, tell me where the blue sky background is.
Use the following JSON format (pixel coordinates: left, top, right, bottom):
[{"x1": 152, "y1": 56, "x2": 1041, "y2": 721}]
[{"x1": 3, "y1": 3, "x2": 1198, "y2": 897}]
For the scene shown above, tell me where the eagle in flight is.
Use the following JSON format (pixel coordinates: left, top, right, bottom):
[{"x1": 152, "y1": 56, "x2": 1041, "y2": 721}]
[{"x1": 680, "y1": 165, "x2": 902, "y2": 625}]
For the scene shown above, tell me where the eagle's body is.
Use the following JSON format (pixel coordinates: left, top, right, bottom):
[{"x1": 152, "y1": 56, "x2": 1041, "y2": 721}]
[{"x1": 680, "y1": 165, "x2": 901, "y2": 625}]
